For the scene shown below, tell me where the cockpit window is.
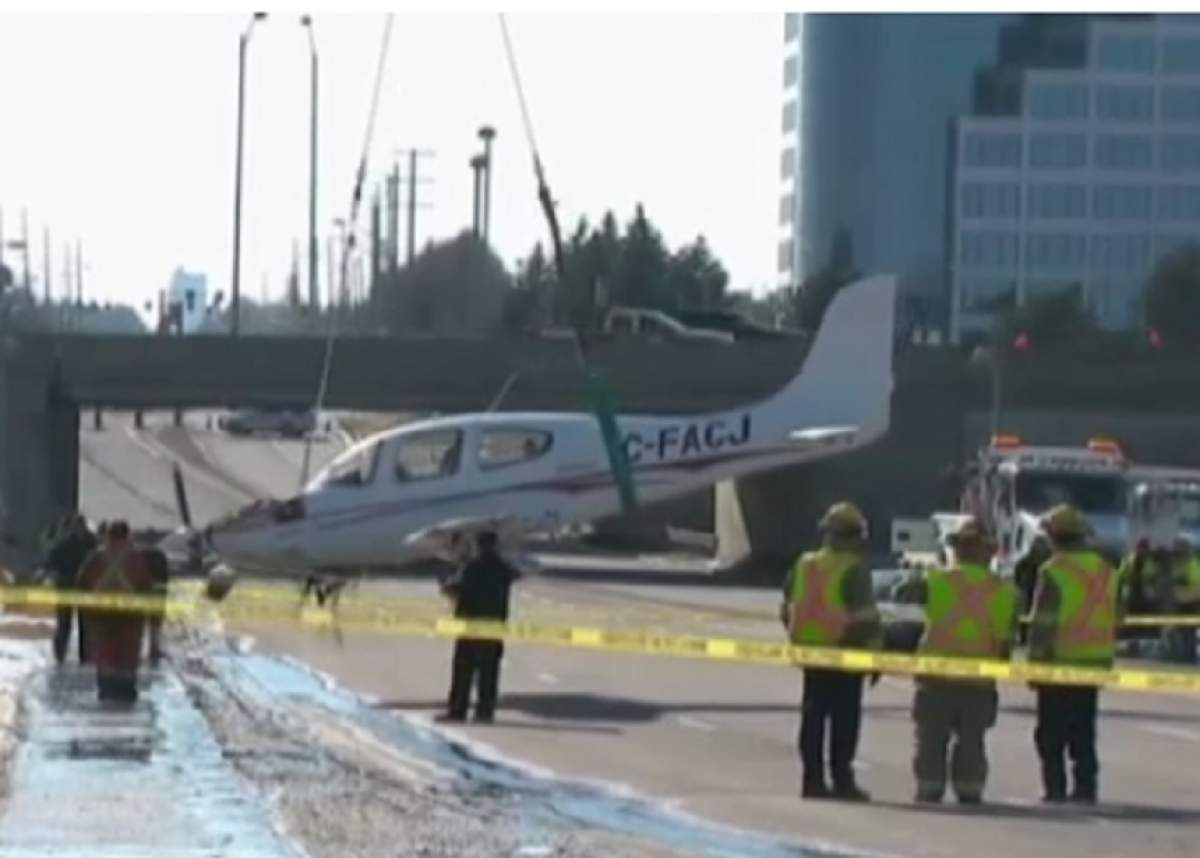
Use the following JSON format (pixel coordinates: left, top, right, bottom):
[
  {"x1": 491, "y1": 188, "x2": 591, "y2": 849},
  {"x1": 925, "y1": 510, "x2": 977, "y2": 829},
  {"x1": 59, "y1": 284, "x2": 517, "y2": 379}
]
[
  {"x1": 478, "y1": 428, "x2": 554, "y2": 470},
  {"x1": 395, "y1": 429, "x2": 462, "y2": 481},
  {"x1": 314, "y1": 442, "x2": 380, "y2": 489}
]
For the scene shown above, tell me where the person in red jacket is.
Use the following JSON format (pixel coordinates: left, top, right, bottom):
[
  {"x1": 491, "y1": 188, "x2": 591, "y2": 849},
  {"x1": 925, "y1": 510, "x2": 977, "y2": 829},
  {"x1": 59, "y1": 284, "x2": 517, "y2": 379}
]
[{"x1": 77, "y1": 520, "x2": 154, "y2": 703}]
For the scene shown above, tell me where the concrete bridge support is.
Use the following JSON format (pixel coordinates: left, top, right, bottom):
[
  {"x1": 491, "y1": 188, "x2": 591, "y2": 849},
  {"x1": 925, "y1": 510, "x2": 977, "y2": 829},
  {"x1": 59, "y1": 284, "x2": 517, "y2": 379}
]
[{"x1": 0, "y1": 344, "x2": 78, "y2": 575}]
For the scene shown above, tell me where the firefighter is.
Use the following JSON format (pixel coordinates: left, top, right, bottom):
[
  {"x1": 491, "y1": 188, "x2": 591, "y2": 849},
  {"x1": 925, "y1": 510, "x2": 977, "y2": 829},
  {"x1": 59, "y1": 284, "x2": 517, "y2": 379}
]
[
  {"x1": 46, "y1": 514, "x2": 97, "y2": 665},
  {"x1": 140, "y1": 538, "x2": 170, "y2": 666},
  {"x1": 782, "y1": 501, "x2": 881, "y2": 801},
  {"x1": 1117, "y1": 538, "x2": 1158, "y2": 616},
  {"x1": 437, "y1": 531, "x2": 521, "y2": 724},
  {"x1": 1013, "y1": 534, "x2": 1051, "y2": 646},
  {"x1": 1028, "y1": 504, "x2": 1118, "y2": 804},
  {"x1": 910, "y1": 517, "x2": 1018, "y2": 804},
  {"x1": 1165, "y1": 536, "x2": 1200, "y2": 663},
  {"x1": 76, "y1": 520, "x2": 154, "y2": 703}
]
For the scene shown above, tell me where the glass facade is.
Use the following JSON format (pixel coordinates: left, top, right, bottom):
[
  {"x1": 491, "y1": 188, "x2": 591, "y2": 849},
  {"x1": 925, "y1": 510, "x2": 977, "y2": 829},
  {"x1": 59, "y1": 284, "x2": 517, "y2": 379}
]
[
  {"x1": 1095, "y1": 84, "x2": 1154, "y2": 121},
  {"x1": 780, "y1": 146, "x2": 795, "y2": 179},
  {"x1": 1097, "y1": 34, "x2": 1155, "y2": 72},
  {"x1": 1094, "y1": 133, "x2": 1153, "y2": 169},
  {"x1": 1028, "y1": 183, "x2": 1087, "y2": 218},
  {"x1": 1029, "y1": 132, "x2": 1087, "y2": 168},
  {"x1": 961, "y1": 182, "x2": 1020, "y2": 218},
  {"x1": 1161, "y1": 86, "x2": 1200, "y2": 121},
  {"x1": 1090, "y1": 234, "x2": 1152, "y2": 273},
  {"x1": 1162, "y1": 36, "x2": 1200, "y2": 73},
  {"x1": 1025, "y1": 233, "x2": 1087, "y2": 271},
  {"x1": 1160, "y1": 133, "x2": 1200, "y2": 170},
  {"x1": 784, "y1": 55, "x2": 797, "y2": 89},
  {"x1": 1029, "y1": 82, "x2": 1089, "y2": 119},
  {"x1": 1093, "y1": 184, "x2": 1153, "y2": 218},
  {"x1": 1158, "y1": 184, "x2": 1200, "y2": 218},
  {"x1": 782, "y1": 100, "x2": 797, "y2": 133},
  {"x1": 964, "y1": 131, "x2": 1023, "y2": 167},
  {"x1": 779, "y1": 193, "x2": 794, "y2": 225},
  {"x1": 960, "y1": 231, "x2": 1019, "y2": 267}
]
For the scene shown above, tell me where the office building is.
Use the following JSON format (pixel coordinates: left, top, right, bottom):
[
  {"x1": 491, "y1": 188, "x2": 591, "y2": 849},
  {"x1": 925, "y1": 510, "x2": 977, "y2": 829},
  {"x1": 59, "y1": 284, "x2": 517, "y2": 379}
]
[
  {"x1": 780, "y1": 13, "x2": 1015, "y2": 328},
  {"x1": 950, "y1": 14, "x2": 1200, "y2": 339}
]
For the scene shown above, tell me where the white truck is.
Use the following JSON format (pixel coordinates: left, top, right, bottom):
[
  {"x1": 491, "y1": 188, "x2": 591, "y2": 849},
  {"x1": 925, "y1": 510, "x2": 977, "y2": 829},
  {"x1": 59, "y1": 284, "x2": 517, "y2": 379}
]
[{"x1": 894, "y1": 434, "x2": 1131, "y2": 577}]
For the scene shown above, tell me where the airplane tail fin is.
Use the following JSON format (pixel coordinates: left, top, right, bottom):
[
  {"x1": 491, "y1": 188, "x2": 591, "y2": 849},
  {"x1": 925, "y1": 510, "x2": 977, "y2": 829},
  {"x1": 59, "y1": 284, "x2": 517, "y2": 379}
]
[{"x1": 760, "y1": 274, "x2": 896, "y2": 440}]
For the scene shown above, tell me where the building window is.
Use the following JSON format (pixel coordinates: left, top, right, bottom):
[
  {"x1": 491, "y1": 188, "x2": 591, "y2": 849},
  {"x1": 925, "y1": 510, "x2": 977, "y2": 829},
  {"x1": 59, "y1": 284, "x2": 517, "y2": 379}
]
[
  {"x1": 1028, "y1": 82, "x2": 1089, "y2": 119},
  {"x1": 784, "y1": 13, "x2": 799, "y2": 43},
  {"x1": 960, "y1": 278, "x2": 1016, "y2": 312},
  {"x1": 962, "y1": 131, "x2": 1022, "y2": 167},
  {"x1": 1025, "y1": 233, "x2": 1086, "y2": 272},
  {"x1": 782, "y1": 99, "x2": 797, "y2": 133},
  {"x1": 783, "y1": 55, "x2": 797, "y2": 89},
  {"x1": 959, "y1": 231, "x2": 1019, "y2": 268},
  {"x1": 1093, "y1": 185, "x2": 1153, "y2": 219},
  {"x1": 779, "y1": 193, "x2": 794, "y2": 225},
  {"x1": 1162, "y1": 86, "x2": 1200, "y2": 121},
  {"x1": 1158, "y1": 185, "x2": 1200, "y2": 218},
  {"x1": 1028, "y1": 132, "x2": 1087, "y2": 168},
  {"x1": 1090, "y1": 234, "x2": 1151, "y2": 274},
  {"x1": 1095, "y1": 84, "x2": 1154, "y2": 122},
  {"x1": 1158, "y1": 232, "x2": 1197, "y2": 259},
  {"x1": 1163, "y1": 37, "x2": 1200, "y2": 74},
  {"x1": 780, "y1": 147, "x2": 795, "y2": 179},
  {"x1": 1097, "y1": 34, "x2": 1155, "y2": 73},
  {"x1": 778, "y1": 238, "x2": 794, "y2": 274},
  {"x1": 1094, "y1": 133, "x2": 1153, "y2": 169},
  {"x1": 1160, "y1": 134, "x2": 1200, "y2": 171},
  {"x1": 960, "y1": 183, "x2": 1020, "y2": 218},
  {"x1": 1028, "y1": 184, "x2": 1086, "y2": 219}
]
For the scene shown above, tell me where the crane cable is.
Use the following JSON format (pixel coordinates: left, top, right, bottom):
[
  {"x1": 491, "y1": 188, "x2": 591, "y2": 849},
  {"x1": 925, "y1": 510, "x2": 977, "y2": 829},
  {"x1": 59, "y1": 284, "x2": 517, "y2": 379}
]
[
  {"x1": 299, "y1": 13, "x2": 395, "y2": 491},
  {"x1": 496, "y1": 14, "x2": 637, "y2": 514}
]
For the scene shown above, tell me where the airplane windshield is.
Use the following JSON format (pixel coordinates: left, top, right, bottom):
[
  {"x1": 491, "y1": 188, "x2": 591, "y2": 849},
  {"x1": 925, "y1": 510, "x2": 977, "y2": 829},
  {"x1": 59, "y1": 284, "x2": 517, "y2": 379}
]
[{"x1": 310, "y1": 441, "x2": 381, "y2": 490}]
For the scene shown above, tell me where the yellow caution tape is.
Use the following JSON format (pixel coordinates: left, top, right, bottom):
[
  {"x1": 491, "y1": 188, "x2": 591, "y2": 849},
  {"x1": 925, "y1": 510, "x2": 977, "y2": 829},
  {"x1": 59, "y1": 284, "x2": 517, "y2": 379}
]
[{"x1": 8, "y1": 586, "x2": 1200, "y2": 696}]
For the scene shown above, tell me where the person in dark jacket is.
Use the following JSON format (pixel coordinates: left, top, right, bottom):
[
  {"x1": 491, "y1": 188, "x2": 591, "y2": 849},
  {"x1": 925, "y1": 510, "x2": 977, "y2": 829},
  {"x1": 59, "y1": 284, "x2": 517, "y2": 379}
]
[
  {"x1": 46, "y1": 514, "x2": 98, "y2": 665},
  {"x1": 140, "y1": 541, "x2": 170, "y2": 665},
  {"x1": 437, "y1": 531, "x2": 521, "y2": 724}
]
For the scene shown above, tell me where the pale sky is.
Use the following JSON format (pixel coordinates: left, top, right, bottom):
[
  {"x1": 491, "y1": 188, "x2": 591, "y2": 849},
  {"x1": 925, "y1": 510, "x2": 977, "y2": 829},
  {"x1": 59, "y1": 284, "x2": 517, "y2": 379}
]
[{"x1": 0, "y1": 12, "x2": 781, "y2": 311}]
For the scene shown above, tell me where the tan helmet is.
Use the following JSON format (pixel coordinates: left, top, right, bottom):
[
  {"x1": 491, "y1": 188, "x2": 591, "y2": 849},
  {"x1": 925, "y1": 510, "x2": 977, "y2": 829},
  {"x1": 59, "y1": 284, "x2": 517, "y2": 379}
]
[
  {"x1": 1041, "y1": 504, "x2": 1089, "y2": 539},
  {"x1": 819, "y1": 501, "x2": 868, "y2": 537}
]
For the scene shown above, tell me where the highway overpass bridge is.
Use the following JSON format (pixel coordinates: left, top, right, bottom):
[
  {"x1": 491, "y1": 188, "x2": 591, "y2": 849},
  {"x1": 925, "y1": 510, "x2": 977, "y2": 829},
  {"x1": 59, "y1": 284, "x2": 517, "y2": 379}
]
[{"x1": 0, "y1": 332, "x2": 810, "y2": 569}]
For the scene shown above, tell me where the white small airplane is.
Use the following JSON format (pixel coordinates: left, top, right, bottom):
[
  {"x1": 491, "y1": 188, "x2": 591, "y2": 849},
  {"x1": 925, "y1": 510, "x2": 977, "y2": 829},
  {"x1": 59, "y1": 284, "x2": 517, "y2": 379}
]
[{"x1": 173, "y1": 274, "x2": 895, "y2": 583}]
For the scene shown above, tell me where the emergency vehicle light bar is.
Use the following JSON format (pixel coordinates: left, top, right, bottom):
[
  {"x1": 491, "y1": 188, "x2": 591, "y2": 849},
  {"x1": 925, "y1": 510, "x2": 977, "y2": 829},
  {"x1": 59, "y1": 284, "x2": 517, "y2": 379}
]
[
  {"x1": 990, "y1": 433, "x2": 1022, "y2": 449},
  {"x1": 1086, "y1": 437, "x2": 1124, "y2": 460}
]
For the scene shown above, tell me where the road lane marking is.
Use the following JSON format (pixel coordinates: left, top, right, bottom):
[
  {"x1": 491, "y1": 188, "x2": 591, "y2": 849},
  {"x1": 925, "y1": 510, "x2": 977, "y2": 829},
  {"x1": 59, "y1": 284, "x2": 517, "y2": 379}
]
[
  {"x1": 535, "y1": 672, "x2": 560, "y2": 686},
  {"x1": 677, "y1": 716, "x2": 715, "y2": 732}
]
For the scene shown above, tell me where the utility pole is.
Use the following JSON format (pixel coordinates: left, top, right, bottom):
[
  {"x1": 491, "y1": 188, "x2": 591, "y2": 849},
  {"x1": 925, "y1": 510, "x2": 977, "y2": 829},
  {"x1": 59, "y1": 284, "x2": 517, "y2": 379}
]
[
  {"x1": 470, "y1": 154, "x2": 485, "y2": 237},
  {"x1": 369, "y1": 188, "x2": 381, "y2": 301},
  {"x1": 477, "y1": 125, "x2": 496, "y2": 244},
  {"x1": 20, "y1": 209, "x2": 30, "y2": 294},
  {"x1": 398, "y1": 148, "x2": 433, "y2": 265},
  {"x1": 386, "y1": 162, "x2": 400, "y2": 272},
  {"x1": 74, "y1": 239, "x2": 82, "y2": 307},
  {"x1": 41, "y1": 226, "x2": 50, "y2": 305},
  {"x1": 325, "y1": 234, "x2": 337, "y2": 309},
  {"x1": 301, "y1": 15, "x2": 319, "y2": 311},
  {"x1": 230, "y1": 13, "x2": 267, "y2": 337}
]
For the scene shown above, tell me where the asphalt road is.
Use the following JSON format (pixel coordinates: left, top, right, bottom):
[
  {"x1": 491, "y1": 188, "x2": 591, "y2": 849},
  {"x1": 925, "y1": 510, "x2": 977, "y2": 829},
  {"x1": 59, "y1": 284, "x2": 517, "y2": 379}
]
[{"x1": 78, "y1": 413, "x2": 1200, "y2": 858}]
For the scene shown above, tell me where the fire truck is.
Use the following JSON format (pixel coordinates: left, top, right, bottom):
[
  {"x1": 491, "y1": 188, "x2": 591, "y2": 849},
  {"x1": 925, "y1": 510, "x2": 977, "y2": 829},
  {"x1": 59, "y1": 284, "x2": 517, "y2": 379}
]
[{"x1": 894, "y1": 434, "x2": 1131, "y2": 576}]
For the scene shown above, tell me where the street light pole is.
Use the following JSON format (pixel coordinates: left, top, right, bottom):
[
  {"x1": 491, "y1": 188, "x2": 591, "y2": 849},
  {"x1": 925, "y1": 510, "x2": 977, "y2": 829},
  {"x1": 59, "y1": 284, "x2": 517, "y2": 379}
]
[
  {"x1": 301, "y1": 15, "x2": 319, "y2": 312},
  {"x1": 230, "y1": 12, "x2": 266, "y2": 337},
  {"x1": 477, "y1": 125, "x2": 495, "y2": 244}
]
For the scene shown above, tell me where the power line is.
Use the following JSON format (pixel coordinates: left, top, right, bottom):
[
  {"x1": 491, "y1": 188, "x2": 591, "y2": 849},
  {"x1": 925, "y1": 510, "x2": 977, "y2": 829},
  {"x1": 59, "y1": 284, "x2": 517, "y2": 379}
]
[{"x1": 299, "y1": 12, "x2": 395, "y2": 490}]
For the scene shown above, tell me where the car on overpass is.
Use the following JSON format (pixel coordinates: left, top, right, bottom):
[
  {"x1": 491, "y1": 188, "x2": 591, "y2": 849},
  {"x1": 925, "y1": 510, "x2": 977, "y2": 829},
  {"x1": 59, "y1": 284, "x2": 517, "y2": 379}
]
[
  {"x1": 673, "y1": 308, "x2": 803, "y2": 342},
  {"x1": 219, "y1": 406, "x2": 317, "y2": 439}
]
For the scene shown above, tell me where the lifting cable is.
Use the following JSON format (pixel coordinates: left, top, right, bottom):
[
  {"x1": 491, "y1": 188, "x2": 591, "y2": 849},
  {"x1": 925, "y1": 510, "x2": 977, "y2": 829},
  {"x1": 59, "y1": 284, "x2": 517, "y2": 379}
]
[
  {"x1": 299, "y1": 13, "x2": 396, "y2": 491},
  {"x1": 497, "y1": 14, "x2": 638, "y2": 514}
]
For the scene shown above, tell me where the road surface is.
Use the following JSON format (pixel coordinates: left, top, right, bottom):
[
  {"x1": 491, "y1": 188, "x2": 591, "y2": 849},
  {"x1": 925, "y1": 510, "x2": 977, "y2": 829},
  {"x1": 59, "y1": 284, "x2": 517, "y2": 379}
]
[{"x1": 68, "y1": 411, "x2": 1200, "y2": 857}]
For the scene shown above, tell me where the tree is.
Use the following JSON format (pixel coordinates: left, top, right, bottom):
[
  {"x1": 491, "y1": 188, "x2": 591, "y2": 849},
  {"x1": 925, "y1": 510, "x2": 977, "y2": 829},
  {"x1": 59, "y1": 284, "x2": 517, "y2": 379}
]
[
  {"x1": 1000, "y1": 282, "x2": 1097, "y2": 347},
  {"x1": 1145, "y1": 242, "x2": 1200, "y2": 344},
  {"x1": 374, "y1": 231, "x2": 512, "y2": 334},
  {"x1": 613, "y1": 203, "x2": 670, "y2": 309},
  {"x1": 667, "y1": 235, "x2": 729, "y2": 309}
]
